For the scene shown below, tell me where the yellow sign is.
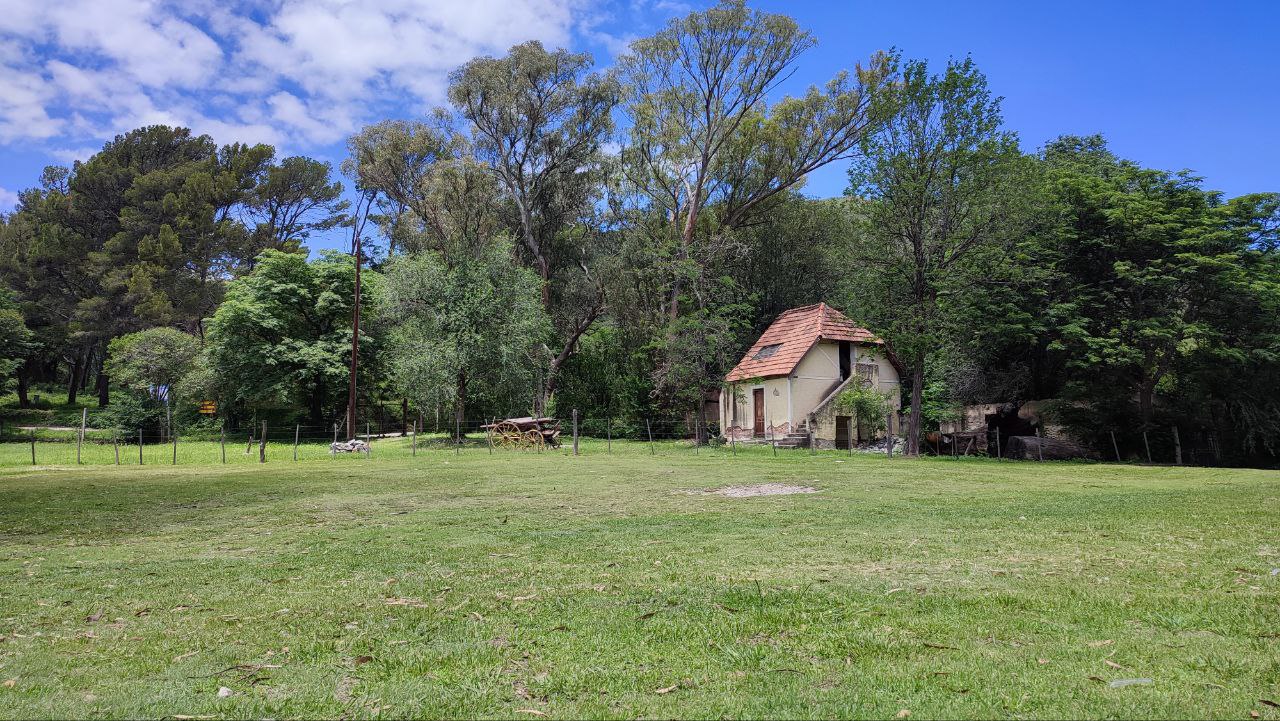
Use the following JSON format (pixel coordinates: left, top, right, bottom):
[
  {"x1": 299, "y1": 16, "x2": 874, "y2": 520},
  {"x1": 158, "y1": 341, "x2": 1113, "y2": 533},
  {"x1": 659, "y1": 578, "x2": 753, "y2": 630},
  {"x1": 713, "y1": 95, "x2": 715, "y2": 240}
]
[{"x1": 198, "y1": 401, "x2": 217, "y2": 415}]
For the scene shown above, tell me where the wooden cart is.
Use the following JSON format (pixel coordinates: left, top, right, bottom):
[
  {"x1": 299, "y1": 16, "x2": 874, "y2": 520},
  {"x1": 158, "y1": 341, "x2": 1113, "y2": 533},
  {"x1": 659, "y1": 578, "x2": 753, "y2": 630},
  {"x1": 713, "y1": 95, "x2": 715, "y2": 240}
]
[{"x1": 483, "y1": 416, "x2": 561, "y2": 450}]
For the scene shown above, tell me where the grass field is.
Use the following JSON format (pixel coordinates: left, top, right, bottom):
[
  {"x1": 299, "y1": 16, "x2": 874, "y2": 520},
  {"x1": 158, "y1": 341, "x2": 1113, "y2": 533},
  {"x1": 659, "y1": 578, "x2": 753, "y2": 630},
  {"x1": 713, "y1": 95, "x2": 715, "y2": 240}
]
[{"x1": 0, "y1": 440, "x2": 1277, "y2": 719}]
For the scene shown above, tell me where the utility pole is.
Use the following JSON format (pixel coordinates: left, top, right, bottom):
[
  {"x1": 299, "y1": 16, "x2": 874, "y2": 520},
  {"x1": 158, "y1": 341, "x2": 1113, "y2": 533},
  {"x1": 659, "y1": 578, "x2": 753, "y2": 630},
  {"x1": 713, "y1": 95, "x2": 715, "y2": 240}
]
[{"x1": 345, "y1": 191, "x2": 374, "y2": 440}]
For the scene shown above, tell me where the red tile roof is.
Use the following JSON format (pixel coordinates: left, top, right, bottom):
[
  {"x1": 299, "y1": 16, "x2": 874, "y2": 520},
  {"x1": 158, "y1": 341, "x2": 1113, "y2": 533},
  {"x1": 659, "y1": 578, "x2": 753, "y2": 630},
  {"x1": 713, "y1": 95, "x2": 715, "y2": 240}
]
[{"x1": 725, "y1": 303, "x2": 880, "y2": 382}]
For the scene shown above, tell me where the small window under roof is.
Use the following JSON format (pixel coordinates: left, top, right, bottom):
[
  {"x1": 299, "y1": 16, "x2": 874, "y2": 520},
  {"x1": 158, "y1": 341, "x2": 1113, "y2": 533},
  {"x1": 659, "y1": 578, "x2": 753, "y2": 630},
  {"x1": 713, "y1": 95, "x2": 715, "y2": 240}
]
[{"x1": 753, "y1": 343, "x2": 782, "y2": 360}]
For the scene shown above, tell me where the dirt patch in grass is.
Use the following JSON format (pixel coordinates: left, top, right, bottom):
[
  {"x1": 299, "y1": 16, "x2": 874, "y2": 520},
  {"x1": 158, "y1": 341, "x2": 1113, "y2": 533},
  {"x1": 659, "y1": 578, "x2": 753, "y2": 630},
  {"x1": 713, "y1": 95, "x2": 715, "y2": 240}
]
[{"x1": 701, "y1": 483, "x2": 821, "y2": 498}]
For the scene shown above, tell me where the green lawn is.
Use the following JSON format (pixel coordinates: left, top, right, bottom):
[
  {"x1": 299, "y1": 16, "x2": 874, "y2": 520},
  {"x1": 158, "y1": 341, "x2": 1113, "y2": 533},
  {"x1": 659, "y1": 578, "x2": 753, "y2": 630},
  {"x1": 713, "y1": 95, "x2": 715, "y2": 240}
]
[{"x1": 0, "y1": 440, "x2": 1277, "y2": 719}]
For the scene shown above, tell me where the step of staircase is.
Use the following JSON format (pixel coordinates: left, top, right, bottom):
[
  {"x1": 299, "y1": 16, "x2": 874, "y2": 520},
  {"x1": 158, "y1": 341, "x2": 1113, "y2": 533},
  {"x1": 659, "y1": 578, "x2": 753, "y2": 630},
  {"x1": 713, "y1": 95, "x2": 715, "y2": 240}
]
[{"x1": 774, "y1": 431, "x2": 811, "y2": 448}]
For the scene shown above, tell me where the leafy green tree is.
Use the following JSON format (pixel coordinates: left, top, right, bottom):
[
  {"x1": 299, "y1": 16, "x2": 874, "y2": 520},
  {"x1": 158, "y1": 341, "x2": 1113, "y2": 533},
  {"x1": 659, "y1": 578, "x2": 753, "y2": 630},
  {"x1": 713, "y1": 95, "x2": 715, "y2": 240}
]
[
  {"x1": 383, "y1": 237, "x2": 549, "y2": 431},
  {"x1": 104, "y1": 327, "x2": 202, "y2": 434},
  {"x1": 0, "y1": 168, "x2": 115, "y2": 405},
  {"x1": 649, "y1": 280, "x2": 755, "y2": 414},
  {"x1": 449, "y1": 40, "x2": 616, "y2": 302},
  {"x1": 106, "y1": 327, "x2": 201, "y2": 403},
  {"x1": 449, "y1": 41, "x2": 619, "y2": 408},
  {"x1": 344, "y1": 118, "x2": 463, "y2": 256},
  {"x1": 0, "y1": 126, "x2": 350, "y2": 411},
  {"x1": 246, "y1": 156, "x2": 348, "y2": 264},
  {"x1": 733, "y1": 194, "x2": 856, "y2": 337},
  {"x1": 619, "y1": 0, "x2": 894, "y2": 323},
  {"x1": 101, "y1": 138, "x2": 274, "y2": 335},
  {"x1": 840, "y1": 57, "x2": 1031, "y2": 455},
  {"x1": 1031, "y1": 137, "x2": 1280, "y2": 450},
  {"x1": 205, "y1": 250, "x2": 381, "y2": 428},
  {"x1": 835, "y1": 384, "x2": 894, "y2": 441},
  {"x1": 0, "y1": 289, "x2": 34, "y2": 395}
]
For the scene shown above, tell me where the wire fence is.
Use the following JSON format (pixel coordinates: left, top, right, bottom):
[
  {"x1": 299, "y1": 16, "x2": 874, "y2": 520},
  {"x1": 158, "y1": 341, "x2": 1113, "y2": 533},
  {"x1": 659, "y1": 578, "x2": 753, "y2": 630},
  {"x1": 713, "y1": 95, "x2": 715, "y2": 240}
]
[{"x1": 0, "y1": 411, "x2": 1223, "y2": 468}]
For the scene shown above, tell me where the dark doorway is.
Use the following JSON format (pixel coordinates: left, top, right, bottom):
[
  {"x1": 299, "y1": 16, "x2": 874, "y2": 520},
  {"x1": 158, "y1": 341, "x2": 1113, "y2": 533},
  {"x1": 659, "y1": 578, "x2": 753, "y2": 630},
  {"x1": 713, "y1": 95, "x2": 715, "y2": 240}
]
[
  {"x1": 835, "y1": 415, "x2": 852, "y2": 449},
  {"x1": 753, "y1": 388, "x2": 765, "y2": 437},
  {"x1": 839, "y1": 341, "x2": 851, "y2": 380}
]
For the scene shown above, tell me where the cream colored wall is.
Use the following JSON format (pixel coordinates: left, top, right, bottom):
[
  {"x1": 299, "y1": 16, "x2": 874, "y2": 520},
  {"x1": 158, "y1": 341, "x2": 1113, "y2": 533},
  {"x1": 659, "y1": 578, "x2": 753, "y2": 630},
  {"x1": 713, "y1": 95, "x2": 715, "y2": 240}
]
[
  {"x1": 804, "y1": 342, "x2": 902, "y2": 446},
  {"x1": 761, "y1": 378, "x2": 790, "y2": 433},
  {"x1": 721, "y1": 377, "x2": 793, "y2": 439},
  {"x1": 790, "y1": 341, "x2": 844, "y2": 424},
  {"x1": 850, "y1": 345, "x2": 901, "y2": 403}
]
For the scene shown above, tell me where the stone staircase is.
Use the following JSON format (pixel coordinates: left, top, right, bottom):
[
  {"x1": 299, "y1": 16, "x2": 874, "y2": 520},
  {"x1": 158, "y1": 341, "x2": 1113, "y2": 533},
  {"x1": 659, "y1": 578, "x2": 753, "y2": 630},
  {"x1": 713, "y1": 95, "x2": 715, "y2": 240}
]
[{"x1": 774, "y1": 420, "x2": 812, "y2": 448}]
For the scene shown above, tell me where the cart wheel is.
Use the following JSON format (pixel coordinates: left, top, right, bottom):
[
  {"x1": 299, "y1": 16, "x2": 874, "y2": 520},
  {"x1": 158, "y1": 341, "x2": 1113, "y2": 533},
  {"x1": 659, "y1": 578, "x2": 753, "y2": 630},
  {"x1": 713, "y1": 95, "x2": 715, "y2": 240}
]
[{"x1": 523, "y1": 430, "x2": 545, "y2": 450}]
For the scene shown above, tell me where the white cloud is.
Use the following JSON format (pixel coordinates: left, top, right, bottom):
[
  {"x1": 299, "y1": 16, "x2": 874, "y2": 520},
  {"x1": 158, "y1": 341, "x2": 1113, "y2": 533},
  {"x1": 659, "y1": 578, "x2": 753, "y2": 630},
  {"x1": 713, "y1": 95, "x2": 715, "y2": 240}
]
[
  {"x1": 49, "y1": 146, "x2": 101, "y2": 164},
  {"x1": 0, "y1": 0, "x2": 592, "y2": 154},
  {"x1": 0, "y1": 64, "x2": 63, "y2": 142},
  {"x1": 0, "y1": 186, "x2": 19, "y2": 211}
]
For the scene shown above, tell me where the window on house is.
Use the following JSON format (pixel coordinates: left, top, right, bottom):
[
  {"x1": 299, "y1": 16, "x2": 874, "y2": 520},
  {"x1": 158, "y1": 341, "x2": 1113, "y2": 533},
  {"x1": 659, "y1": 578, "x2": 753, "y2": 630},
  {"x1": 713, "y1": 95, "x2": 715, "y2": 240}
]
[
  {"x1": 753, "y1": 343, "x2": 782, "y2": 360},
  {"x1": 856, "y1": 362, "x2": 879, "y2": 387}
]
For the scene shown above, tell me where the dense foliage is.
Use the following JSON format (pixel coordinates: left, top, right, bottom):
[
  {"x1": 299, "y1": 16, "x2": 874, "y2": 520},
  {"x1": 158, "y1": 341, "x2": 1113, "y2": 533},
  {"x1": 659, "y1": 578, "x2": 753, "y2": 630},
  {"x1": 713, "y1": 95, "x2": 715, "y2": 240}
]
[
  {"x1": 0, "y1": 0, "x2": 1276, "y2": 465},
  {"x1": 204, "y1": 250, "x2": 380, "y2": 429}
]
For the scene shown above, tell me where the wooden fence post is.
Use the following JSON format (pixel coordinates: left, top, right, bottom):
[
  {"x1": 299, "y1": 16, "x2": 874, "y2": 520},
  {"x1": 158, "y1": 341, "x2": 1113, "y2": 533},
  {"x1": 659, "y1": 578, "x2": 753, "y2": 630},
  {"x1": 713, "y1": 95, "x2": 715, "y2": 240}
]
[
  {"x1": 413, "y1": 421, "x2": 418, "y2": 456},
  {"x1": 607, "y1": 417, "x2": 612, "y2": 454},
  {"x1": 1143, "y1": 430, "x2": 1152, "y2": 464},
  {"x1": 172, "y1": 427, "x2": 177, "y2": 465},
  {"x1": 114, "y1": 433, "x2": 120, "y2": 465},
  {"x1": 220, "y1": 423, "x2": 226, "y2": 464},
  {"x1": 485, "y1": 418, "x2": 493, "y2": 455},
  {"x1": 1111, "y1": 430, "x2": 1121, "y2": 462},
  {"x1": 646, "y1": 418, "x2": 654, "y2": 456},
  {"x1": 573, "y1": 409, "x2": 580, "y2": 456},
  {"x1": 1036, "y1": 427, "x2": 1044, "y2": 462},
  {"x1": 292, "y1": 424, "x2": 299, "y2": 461},
  {"x1": 367, "y1": 421, "x2": 373, "y2": 459},
  {"x1": 30, "y1": 431, "x2": 36, "y2": 466},
  {"x1": 332, "y1": 423, "x2": 338, "y2": 459},
  {"x1": 77, "y1": 407, "x2": 86, "y2": 465},
  {"x1": 1172, "y1": 425, "x2": 1182, "y2": 465},
  {"x1": 886, "y1": 413, "x2": 893, "y2": 459},
  {"x1": 139, "y1": 428, "x2": 143, "y2": 465},
  {"x1": 770, "y1": 417, "x2": 777, "y2": 457},
  {"x1": 259, "y1": 421, "x2": 266, "y2": 463},
  {"x1": 453, "y1": 417, "x2": 459, "y2": 456},
  {"x1": 995, "y1": 427, "x2": 1001, "y2": 459}
]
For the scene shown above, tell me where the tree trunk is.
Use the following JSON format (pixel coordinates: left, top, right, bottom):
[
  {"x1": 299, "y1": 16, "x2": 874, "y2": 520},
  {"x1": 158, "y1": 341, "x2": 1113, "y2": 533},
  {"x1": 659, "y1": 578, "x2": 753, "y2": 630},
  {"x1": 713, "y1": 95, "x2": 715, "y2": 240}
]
[
  {"x1": 1138, "y1": 379, "x2": 1156, "y2": 429},
  {"x1": 17, "y1": 370, "x2": 30, "y2": 408},
  {"x1": 309, "y1": 377, "x2": 326, "y2": 427},
  {"x1": 668, "y1": 239, "x2": 688, "y2": 322},
  {"x1": 455, "y1": 369, "x2": 467, "y2": 442},
  {"x1": 66, "y1": 350, "x2": 84, "y2": 404},
  {"x1": 539, "y1": 258, "x2": 551, "y2": 312},
  {"x1": 906, "y1": 364, "x2": 924, "y2": 456},
  {"x1": 95, "y1": 341, "x2": 109, "y2": 407},
  {"x1": 539, "y1": 301, "x2": 605, "y2": 416},
  {"x1": 81, "y1": 348, "x2": 93, "y2": 392},
  {"x1": 97, "y1": 369, "x2": 109, "y2": 407}
]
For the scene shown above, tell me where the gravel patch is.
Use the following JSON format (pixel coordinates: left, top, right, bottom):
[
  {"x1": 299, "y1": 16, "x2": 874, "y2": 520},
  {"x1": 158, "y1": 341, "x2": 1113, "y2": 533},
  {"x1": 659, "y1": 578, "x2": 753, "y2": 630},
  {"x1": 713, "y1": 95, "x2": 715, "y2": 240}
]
[{"x1": 700, "y1": 483, "x2": 821, "y2": 498}]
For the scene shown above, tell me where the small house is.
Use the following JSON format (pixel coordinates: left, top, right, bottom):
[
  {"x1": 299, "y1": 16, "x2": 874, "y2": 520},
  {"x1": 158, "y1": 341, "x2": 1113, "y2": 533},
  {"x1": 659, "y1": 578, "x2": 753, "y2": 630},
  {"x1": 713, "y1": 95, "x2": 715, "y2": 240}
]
[{"x1": 719, "y1": 303, "x2": 900, "y2": 448}]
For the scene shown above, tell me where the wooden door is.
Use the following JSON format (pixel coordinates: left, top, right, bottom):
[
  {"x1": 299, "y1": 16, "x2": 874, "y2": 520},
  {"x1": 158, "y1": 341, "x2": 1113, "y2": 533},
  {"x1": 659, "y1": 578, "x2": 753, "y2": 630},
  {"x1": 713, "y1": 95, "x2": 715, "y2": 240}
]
[
  {"x1": 752, "y1": 388, "x2": 765, "y2": 437},
  {"x1": 835, "y1": 415, "x2": 852, "y2": 449}
]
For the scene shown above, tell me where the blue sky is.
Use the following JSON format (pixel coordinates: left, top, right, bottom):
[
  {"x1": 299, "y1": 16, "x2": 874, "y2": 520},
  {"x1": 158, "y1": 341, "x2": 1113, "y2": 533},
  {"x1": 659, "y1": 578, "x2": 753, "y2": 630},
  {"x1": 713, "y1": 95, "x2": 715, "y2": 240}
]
[{"x1": 2, "y1": 0, "x2": 1276, "y2": 253}]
